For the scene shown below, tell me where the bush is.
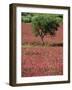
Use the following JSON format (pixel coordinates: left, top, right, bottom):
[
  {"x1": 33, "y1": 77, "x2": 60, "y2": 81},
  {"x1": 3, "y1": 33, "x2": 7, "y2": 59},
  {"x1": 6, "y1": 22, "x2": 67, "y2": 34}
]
[{"x1": 22, "y1": 15, "x2": 32, "y2": 23}]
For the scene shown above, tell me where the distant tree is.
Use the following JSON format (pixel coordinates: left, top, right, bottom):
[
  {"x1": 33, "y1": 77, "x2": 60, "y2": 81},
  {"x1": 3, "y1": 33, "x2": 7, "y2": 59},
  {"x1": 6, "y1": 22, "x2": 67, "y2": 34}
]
[{"x1": 32, "y1": 14, "x2": 62, "y2": 45}]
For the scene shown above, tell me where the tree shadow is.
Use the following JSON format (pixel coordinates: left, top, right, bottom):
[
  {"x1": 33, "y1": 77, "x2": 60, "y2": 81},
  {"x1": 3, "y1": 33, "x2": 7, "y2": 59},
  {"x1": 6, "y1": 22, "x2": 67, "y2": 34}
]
[{"x1": 49, "y1": 43, "x2": 63, "y2": 47}]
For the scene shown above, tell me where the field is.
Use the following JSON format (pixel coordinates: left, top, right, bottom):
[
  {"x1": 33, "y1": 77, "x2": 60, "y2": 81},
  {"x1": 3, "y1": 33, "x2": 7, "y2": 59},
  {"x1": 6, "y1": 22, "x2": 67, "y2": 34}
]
[{"x1": 21, "y1": 23, "x2": 63, "y2": 77}]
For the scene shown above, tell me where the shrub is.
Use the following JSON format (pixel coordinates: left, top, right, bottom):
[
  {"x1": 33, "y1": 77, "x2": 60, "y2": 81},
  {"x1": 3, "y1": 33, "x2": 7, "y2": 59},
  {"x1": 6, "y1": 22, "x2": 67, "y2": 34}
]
[{"x1": 22, "y1": 15, "x2": 32, "y2": 23}]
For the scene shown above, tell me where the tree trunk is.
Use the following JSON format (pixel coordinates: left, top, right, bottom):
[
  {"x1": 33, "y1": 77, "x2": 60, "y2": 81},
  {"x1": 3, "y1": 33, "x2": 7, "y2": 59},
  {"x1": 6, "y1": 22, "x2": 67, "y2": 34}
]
[{"x1": 41, "y1": 37, "x2": 44, "y2": 45}]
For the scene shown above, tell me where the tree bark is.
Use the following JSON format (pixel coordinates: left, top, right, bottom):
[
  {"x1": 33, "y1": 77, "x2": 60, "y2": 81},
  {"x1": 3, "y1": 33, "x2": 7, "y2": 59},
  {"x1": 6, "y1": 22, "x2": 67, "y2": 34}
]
[{"x1": 41, "y1": 36, "x2": 44, "y2": 45}]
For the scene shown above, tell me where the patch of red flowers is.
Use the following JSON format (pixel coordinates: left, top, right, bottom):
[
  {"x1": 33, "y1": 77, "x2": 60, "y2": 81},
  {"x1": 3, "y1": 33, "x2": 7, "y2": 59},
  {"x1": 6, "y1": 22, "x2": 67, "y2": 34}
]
[{"x1": 21, "y1": 47, "x2": 63, "y2": 77}]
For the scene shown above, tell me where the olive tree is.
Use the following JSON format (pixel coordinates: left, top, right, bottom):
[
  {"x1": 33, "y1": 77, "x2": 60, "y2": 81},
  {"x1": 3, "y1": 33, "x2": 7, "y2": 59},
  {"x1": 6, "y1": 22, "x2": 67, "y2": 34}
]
[{"x1": 32, "y1": 14, "x2": 62, "y2": 45}]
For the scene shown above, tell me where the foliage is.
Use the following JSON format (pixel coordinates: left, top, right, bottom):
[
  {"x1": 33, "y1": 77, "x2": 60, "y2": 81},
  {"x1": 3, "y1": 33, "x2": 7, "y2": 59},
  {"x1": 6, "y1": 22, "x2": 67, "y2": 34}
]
[
  {"x1": 21, "y1": 13, "x2": 63, "y2": 23},
  {"x1": 21, "y1": 14, "x2": 32, "y2": 23},
  {"x1": 31, "y1": 14, "x2": 62, "y2": 45}
]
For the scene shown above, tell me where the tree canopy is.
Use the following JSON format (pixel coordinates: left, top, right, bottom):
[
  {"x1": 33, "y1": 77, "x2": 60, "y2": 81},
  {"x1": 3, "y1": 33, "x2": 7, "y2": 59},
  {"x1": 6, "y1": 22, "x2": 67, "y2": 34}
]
[{"x1": 31, "y1": 14, "x2": 63, "y2": 45}]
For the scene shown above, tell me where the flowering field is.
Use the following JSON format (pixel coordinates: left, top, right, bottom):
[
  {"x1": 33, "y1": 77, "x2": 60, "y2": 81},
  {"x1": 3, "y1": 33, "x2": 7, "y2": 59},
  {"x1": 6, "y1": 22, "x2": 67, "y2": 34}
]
[{"x1": 21, "y1": 23, "x2": 63, "y2": 77}]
